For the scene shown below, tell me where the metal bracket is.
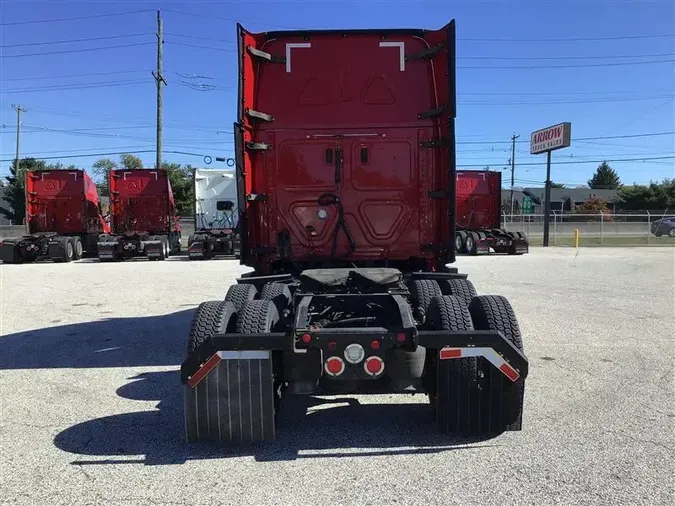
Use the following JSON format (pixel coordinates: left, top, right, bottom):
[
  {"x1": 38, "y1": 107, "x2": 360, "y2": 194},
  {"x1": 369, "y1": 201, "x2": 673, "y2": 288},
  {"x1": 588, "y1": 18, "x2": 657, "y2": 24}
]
[
  {"x1": 405, "y1": 42, "x2": 443, "y2": 61},
  {"x1": 420, "y1": 138, "x2": 448, "y2": 148},
  {"x1": 246, "y1": 45, "x2": 286, "y2": 64},
  {"x1": 418, "y1": 105, "x2": 448, "y2": 120},
  {"x1": 245, "y1": 142, "x2": 271, "y2": 151},
  {"x1": 246, "y1": 193, "x2": 269, "y2": 202},
  {"x1": 428, "y1": 190, "x2": 448, "y2": 199},
  {"x1": 245, "y1": 108, "x2": 274, "y2": 122}
]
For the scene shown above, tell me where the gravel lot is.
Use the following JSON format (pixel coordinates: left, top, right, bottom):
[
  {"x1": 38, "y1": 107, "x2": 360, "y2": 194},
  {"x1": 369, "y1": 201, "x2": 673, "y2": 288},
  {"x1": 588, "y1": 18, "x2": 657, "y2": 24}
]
[{"x1": 1, "y1": 248, "x2": 673, "y2": 506}]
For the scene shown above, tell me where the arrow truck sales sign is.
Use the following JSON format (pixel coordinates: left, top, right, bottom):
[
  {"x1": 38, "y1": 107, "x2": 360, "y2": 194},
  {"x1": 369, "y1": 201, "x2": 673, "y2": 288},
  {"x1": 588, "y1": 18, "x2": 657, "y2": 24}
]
[{"x1": 530, "y1": 122, "x2": 572, "y2": 154}]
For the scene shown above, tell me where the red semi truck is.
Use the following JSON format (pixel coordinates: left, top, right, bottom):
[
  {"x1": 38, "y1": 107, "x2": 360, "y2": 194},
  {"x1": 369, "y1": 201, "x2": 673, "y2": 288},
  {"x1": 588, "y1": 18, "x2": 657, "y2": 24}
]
[
  {"x1": 180, "y1": 21, "x2": 529, "y2": 443},
  {"x1": 455, "y1": 170, "x2": 529, "y2": 255},
  {"x1": 0, "y1": 169, "x2": 109, "y2": 263},
  {"x1": 96, "y1": 168, "x2": 181, "y2": 261}
]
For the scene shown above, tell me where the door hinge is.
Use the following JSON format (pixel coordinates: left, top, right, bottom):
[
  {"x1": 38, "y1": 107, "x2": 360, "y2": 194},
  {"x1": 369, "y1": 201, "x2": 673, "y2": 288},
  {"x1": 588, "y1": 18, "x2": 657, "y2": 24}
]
[
  {"x1": 405, "y1": 42, "x2": 444, "y2": 62},
  {"x1": 418, "y1": 105, "x2": 448, "y2": 120},
  {"x1": 245, "y1": 142, "x2": 271, "y2": 151},
  {"x1": 246, "y1": 45, "x2": 286, "y2": 64},
  {"x1": 245, "y1": 108, "x2": 274, "y2": 122},
  {"x1": 246, "y1": 193, "x2": 269, "y2": 202},
  {"x1": 420, "y1": 138, "x2": 448, "y2": 148},
  {"x1": 428, "y1": 190, "x2": 448, "y2": 199}
]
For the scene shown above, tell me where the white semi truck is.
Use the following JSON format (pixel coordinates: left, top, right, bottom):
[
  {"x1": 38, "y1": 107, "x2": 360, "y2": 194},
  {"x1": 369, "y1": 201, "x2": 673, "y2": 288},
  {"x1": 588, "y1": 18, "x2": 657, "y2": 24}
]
[{"x1": 187, "y1": 168, "x2": 239, "y2": 260}]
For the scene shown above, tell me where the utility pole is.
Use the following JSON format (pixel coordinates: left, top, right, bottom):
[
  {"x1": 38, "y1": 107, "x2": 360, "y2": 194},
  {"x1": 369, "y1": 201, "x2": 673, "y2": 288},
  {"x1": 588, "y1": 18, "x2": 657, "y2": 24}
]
[
  {"x1": 152, "y1": 10, "x2": 167, "y2": 170},
  {"x1": 509, "y1": 134, "x2": 519, "y2": 219},
  {"x1": 11, "y1": 104, "x2": 26, "y2": 171}
]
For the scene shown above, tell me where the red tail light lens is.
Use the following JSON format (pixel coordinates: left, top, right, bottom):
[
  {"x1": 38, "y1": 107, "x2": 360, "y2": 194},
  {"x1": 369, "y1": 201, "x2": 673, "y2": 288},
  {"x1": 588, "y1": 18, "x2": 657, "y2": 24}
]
[
  {"x1": 324, "y1": 357, "x2": 345, "y2": 376},
  {"x1": 364, "y1": 356, "x2": 385, "y2": 377}
]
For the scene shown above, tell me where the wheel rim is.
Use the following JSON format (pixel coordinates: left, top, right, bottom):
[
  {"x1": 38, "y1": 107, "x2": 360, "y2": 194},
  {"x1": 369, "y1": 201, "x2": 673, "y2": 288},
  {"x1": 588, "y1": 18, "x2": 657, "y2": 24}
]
[
  {"x1": 466, "y1": 236, "x2": 474, "y2": 251},
  {"x1": 669, "y1": 229, "x2": 675, "y2": 237},
  {"x1": 455, "y1": 235, "x2": 463, "y2": 251},
  {"x1": 67, "y1": 242, "x2": 74, "y2": 259},
  {"x1": 76, "y1": 240, "x2": 83, "y2": 257}
]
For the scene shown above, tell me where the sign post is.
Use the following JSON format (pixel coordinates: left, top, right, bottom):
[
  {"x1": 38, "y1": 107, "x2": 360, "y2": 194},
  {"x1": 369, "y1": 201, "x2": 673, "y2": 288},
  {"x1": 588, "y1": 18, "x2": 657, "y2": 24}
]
[{"x1": 530, "y1": 122, "x2": 571, "y2": 246}]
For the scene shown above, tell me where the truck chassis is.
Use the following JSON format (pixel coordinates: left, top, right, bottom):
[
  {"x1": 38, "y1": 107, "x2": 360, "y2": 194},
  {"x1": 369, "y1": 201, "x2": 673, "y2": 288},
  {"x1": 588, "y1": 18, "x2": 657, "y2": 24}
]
[
  {"x1": 187, "y1": 229, "x2": 239, "y2": 260},
  {"x1": 0, "y1": 232, "x2": 97, "y2": 263},
  {"x1": 181, "y1": 268, "x2": 528, "y2": 442},
  {"x1": 97, "y1": 231, "x2": 181, "y2": 261},
  {"x1": 455, "y1": 229, "x2": 529, "y2": 256}
]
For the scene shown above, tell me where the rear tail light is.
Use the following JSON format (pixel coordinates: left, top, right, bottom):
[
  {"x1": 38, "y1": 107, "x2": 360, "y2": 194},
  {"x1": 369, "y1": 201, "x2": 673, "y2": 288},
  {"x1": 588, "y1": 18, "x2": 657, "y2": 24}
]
[
  {"x1": 324, "y1": 357, "x2": 345, "y2": 377},
  {"x1": 364, "y1": 356, "x2": 385, "y2": 377},
  {"x1": 301, "y1": 333, "x2": 312, "y2": 344},
  {"x1": 396, "y1": 332, "x2": 406, "y2": 342}
]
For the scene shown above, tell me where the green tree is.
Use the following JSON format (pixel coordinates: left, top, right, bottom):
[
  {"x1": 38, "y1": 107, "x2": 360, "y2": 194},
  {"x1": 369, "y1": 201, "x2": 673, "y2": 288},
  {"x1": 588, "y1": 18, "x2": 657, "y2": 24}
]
[
  {"x1": 550, "y1": 181, "x2": 566, "y2": 188},
  {"x1": 588, "y1": 161, "x2": 621, "y2": 189},
  {"x1": 91, "y1": 158, "x2": 118, "y2": 197},
  {"x1": 162, "y1": 162, "x2": 195, "y2": 216},
  {"x1": 120, "y1": 153, "x2": 143, "y2": 170},
  {"x1": 618, "y1": 178, "x2": 675, "y2": 211},
  {"x1": 0, "y1": 158, "x2": 48, "y2": 224}
]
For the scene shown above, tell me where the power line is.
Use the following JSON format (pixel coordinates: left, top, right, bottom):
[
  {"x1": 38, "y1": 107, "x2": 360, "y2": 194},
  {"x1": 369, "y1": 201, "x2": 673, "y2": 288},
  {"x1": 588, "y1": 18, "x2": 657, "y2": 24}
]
[
  {"x1": 457, "y1": 131, "x2": 675, "y2": 145},
  {"x1": 0, "y1": 42, "x2": 154, "y2": 59},
  {"x1": 459, "y1": 59, "x2": 675, "y2": 69},
  {"x1": 1, "y1": 80, "x2": 149, "y2": 94},
  {"x1": 0, "y1": 69, "x2": 148, "y2": 82},
  {"x1": 1, "y1": 9, "x2": 154, "y2": 26},
  {"x1": 0, "y1": 33, "x2": 152, "y2": 48},
  {"x1": 460, "y1": 34, "x2": 675, "y2": 42},
  {"x1": 0, "y1": 149, "x2": 212, "y2": 163},
  {"x1": 457, "y1": 156, "x2": 675, "y2": 168}
]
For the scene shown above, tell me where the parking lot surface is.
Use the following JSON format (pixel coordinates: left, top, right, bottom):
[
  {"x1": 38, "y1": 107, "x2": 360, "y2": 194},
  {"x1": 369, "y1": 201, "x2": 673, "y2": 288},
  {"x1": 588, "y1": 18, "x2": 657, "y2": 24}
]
[{"x1": 1, "y1": 248, "x2": 673, "y2": 506}]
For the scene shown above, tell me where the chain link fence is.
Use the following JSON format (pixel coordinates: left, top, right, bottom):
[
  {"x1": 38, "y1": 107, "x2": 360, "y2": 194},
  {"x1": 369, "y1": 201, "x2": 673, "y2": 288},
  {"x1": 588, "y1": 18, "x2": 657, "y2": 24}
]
[{"x1": 502, "y1": 212, "x2": 675, "y2": 246}]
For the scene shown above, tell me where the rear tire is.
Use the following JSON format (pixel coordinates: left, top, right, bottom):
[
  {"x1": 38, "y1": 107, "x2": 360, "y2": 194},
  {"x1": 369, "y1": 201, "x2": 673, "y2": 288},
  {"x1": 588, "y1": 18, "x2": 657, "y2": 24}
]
[
  {"x1": 409, "y1": 279, "x2": 442, "y2": 321},
  {"x1": 259, "y1": 282, "x2": 292, "y2": 312},
  {"x1": 224, "y1": 283, "x2": 258, "y2": 311},
  {"x1": 469, "y1": 295, "x2": 525, "y2": 434},
  {"x1": 72, "y1": 237, "x2": 83, "y2": 260},
  {"x1": 184, "y1": 301, "x2": 238, "y2": 443},
  {"x1": 63, "y1": 237, "x2": 75, "y2": 262},
  {"x1": 425, "y1": 295, "x2": 481, "y2": 435},
  {"x1": 455, "y1": 231, "x2": 467, "y2": 254},
  {"x1": 440, "y1": 278, "x2": 477, "y2": 306}
]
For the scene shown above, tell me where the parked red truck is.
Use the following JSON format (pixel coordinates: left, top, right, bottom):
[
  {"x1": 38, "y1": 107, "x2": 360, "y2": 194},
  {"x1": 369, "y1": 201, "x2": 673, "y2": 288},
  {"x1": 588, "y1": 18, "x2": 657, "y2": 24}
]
[
  {"x1": 0, "y1": 169, "x2": 109, "y2": 263},
  {"x1": 96, "y1": 168, "x2": 181, "y2": 261},
  {"x1": 180, "y1": 21, "x2": 529, "y2": 444},
  {"x1": 455, "y1": 170, "x2": 529, "y2": 255}
]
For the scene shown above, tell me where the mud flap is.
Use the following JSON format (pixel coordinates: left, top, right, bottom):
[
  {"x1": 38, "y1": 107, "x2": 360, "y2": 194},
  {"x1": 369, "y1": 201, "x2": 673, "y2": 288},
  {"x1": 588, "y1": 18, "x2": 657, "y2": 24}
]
[
  {"x1": 509, "y1": 238, "x2": 529, "y2": 255},
  {"x1": 0, "y1": 240, "x2": 21, "y2": 263},
  {"x1": 144, "y1": 240, "x2": 164, "y2": 259},
  {"x1": 47, "y1": 238, "x2": 66, "y2": 260},
  {"x1": 187, "y1": 239, "x2": 205, "y2": 259},
  {"x1": 97, "y1": 241, "x2": 119, "y2": 260},
  {"x1": 474, "y1": 239, "x2": 490, "y2": 255},
  {"x1": 184, "y1": 350, "x2": 276, "y2": 443}
]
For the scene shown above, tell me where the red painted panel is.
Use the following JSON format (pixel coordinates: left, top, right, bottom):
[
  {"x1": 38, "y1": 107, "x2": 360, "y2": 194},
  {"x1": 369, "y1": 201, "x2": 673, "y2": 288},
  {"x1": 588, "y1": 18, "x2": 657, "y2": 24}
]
[
  {"x1": 236, "y1": 22, "x2": 455, "y2": 266},
  {"x1": 108, "y1": 169, "x2": 179, "y2": 234},
  {"x1": 25, "y1": 169, "x2": 105, "y2": 235},
  {"x1": 456, "y1": 170, "x2": 502, "y2": 230}
]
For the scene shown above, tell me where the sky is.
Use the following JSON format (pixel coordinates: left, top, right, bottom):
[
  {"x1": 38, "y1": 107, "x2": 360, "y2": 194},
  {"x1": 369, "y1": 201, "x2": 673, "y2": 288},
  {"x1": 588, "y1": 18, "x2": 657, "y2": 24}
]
[{"x1": 0, "y1": 0, "x2": 674, "y2": 189}]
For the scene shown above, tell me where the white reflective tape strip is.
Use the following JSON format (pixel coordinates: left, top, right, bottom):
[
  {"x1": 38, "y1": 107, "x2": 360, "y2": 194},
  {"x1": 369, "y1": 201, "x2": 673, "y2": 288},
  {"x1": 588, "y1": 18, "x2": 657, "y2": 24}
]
[
  {"x1": 150, "y1": 171, "x2": 158, "y2": 179},
  {"x1": 439, "y1": 346, "x2": 521, "y2": 382},
  {"x1": 69, "y1": 172, "x2": 78, "y2": 180},
  {"x1": 217, "y1": 350, "x2": 271, "y2": 360},
  {"x1": 285, "y1": 42, "x2": 311, "y2": 73},
  {"x1": 379, "y1": 41, "x2": 405, "y2": 71}
]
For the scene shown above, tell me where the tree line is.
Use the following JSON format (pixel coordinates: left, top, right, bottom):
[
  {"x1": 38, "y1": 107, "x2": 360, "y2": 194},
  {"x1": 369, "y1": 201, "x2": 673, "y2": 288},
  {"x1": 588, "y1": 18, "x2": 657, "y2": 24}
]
[
  {"x1": 506, "y1": 161, "x2": 674, "y2": 213},
  {"x1": 0, "y1": 154, "x2": 196, "y2": 224}
]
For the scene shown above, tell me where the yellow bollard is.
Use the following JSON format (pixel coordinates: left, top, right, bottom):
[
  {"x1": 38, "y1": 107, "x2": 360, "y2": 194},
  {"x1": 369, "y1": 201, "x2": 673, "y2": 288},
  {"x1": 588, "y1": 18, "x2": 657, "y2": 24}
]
[{"x1": 573, "y1": 229, "x2": 579, "y2": 248}]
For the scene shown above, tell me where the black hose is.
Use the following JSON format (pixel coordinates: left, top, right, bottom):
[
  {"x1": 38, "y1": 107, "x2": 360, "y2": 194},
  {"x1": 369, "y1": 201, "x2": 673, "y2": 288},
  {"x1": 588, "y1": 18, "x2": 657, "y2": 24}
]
[{"x1": 317, "y1": 192, "x2": 356, "y2": 258}]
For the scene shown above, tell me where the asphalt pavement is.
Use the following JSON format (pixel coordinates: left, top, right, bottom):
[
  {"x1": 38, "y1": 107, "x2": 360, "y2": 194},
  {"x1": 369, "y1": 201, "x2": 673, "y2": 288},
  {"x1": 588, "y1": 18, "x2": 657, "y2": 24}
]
[{"x1": 0, "y1": 248, "x2": 673, "y2": 506}]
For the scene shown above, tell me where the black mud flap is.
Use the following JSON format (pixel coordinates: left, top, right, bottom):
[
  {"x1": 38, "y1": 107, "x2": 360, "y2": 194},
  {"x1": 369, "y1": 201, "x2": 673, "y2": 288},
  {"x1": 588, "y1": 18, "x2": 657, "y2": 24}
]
[
  {"x1": 510, "y1": 239, "x2": 529, "y2": 255},
  {"x1": 183, "y1": 350, "x2": 276, "y2": 443},
  {"x1": 0, "y1": 240, "x2": 21, "y2": 264},
  {"x1": 474, "y1": 240, "x2": 491, "y2": 255},
  {"x1": 187, "y1": 239, "x2": 205, "y2": 259},
  {"x1": 47, "y1": 238, "x2": 66, "y2": 261},
  {"x1": 144, "y1": 240, "x2": 163, "y2": 259},
  {"x1": 97, "y1": 241, "x2": 119, "y2": 261}
]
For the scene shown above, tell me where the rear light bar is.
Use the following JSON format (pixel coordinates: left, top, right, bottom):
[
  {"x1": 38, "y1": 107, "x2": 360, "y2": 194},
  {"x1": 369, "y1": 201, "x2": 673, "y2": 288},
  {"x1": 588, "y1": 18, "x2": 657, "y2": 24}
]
[{"x1": 439, "y1": 346, "x2": 521, "y2": 382}]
